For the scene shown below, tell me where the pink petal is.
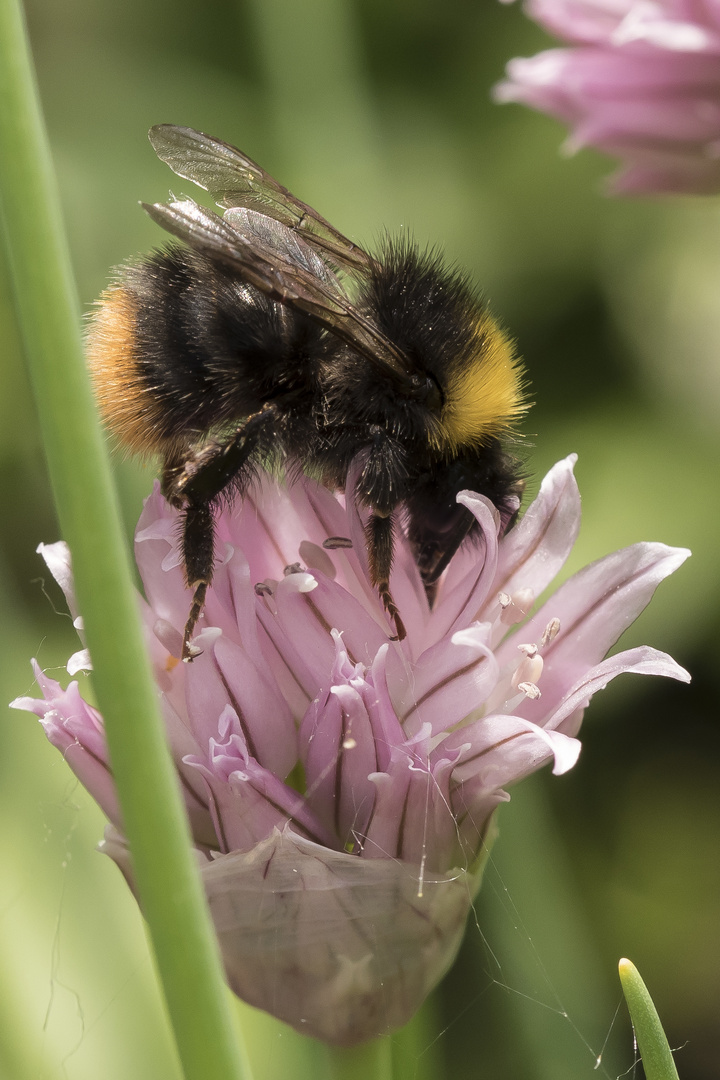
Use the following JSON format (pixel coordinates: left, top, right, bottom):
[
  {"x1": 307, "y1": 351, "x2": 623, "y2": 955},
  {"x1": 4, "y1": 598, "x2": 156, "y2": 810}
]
[
  {"x1": 479, "y1": 454, "x2": 581, "y2": 634},
  {"x1": 446, "y1": 712, "x2": 581, "y2": 789},
  {"x1": 184, "y1": 638, "x2": 297, "y2": 778},
  {"x1": 398, "y1": 625, "x2": 499, "y2": 737},
  {"x1": 524, "y1": 0, "x2": 631, "y2": 44},
  {"x1": 157, "y1": 695, "x2": 217, "y2": 846},
  {"x1": 299, "y1": 634, "x2": 407, "y2": 845},
  {"x1": 366, "y1": 644, "x2": 408, "y2": 770},
  {"x1": 363, "y1": 736, "x2": 460, "y2": 868},
  {"x1": 135, "y1": 484, "x2": 193, "y2": 631},
  {"x1": 540, "y1": 644, "x2": 691, "y2": 736},
  {"x1": 495, "y1": 2, "x2": 720, "y2": 194},
  {"x1": 254, "y1": 601, "x2": 319, "y2": 718},
  {"x1": 425, "y1": 493, "x2": 501, "y2": 644},
  {"x1": 300, "y1": 682, "x2": 379, "y2": 847},
  {"x1": 524, "y1": 0, "x2": 720, "y2": 49},
  {"x1": 497, "y1": 541, "x2": 690, "y2": 720},
  {"x1": 227, "y1": 477, "x2": 369, "y2": 601},
  {"x1": 273, "y1": 569, "x2": 392, "y2": 682},
  {"x1": 186, "y1": 711, "x2": 334, "y2": 853},
  {"x1": 11, "y1": 662, "x2": 121, "y2": 828},
  {"x1": 214, "y1": 635, "x2": 298, "y2": 777}
]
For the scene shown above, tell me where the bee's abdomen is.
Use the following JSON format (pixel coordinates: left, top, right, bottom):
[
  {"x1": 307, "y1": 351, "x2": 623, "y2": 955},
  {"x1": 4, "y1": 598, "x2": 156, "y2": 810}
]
[
  {"x1": 86, "y1": 279, "x2": 172, "y2": 454},
  {"x1": 87, "y1": 246, "x2": 322, "y2": 455}
]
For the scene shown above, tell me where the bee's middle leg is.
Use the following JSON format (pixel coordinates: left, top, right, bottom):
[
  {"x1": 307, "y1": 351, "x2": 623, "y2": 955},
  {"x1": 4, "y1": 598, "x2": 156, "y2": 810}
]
[{"x1": 366, "y1": 510, "x2": 406, "y2": 641}]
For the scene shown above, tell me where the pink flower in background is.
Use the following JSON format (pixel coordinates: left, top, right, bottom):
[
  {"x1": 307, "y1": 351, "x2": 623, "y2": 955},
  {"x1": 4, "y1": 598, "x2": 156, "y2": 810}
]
[
  {"x1": 12, "y1": 456, "x2": 689, "y2": 1044},
  {"x1": 496, "y1": 0, "x2": 720, "y2": 194}
]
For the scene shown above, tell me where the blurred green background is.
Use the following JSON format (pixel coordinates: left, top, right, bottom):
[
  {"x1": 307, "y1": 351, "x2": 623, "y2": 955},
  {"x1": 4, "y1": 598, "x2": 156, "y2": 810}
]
[{"x1": 1, "y1": 0, "x2": 718, "y2": 1077}]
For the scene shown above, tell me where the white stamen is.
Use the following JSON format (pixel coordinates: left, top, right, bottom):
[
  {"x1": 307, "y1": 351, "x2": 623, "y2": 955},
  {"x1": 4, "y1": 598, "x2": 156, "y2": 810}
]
[
  {"x1": 541, "y1": 618, "x2": 561, "y2": 648},
  {"x1": 517, "y1": 681, "x2": 541, "y2": 700},
  {"x1": 517, "y1": 642, "x2": 538, "y2": 658},
  {"x1": 500, "y1": 587, "x2": 535, "y2": 626},
  {"x1": 512, "y1": 653, "x2": 544, "y2": 689},
  {"x1": 513, "y1": 588, "x2": 534, "y2": 615}
]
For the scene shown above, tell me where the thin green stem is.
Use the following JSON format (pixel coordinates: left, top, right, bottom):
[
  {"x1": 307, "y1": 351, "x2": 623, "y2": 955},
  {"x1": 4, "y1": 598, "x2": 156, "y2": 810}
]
[
  {"x1": 618, "y1": 959, "x2": 680, "y2": 1080},
  {"x1": 0, "y1": 3, "x2": 249, "y2": 1078},
  {"x1": 390, "y1": 997, "x2": 442, "y2": 1080},
  {"x1": 327, "y1": 1039, "x2": 394, "y2": 1080}
]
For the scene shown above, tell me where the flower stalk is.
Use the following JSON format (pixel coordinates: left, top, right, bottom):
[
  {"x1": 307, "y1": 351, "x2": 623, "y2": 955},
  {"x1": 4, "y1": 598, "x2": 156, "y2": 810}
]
[
  {"x1": 327, "y1": 1039, "x2": 394, "y2": 1080},
  {"x1": 0, "y1": 2, "x2": 249, "y2": 1077}
]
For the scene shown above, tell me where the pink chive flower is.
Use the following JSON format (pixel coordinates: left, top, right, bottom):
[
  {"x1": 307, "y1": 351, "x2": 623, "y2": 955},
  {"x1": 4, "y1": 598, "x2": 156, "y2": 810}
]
[
  {"x1": 495, "y1": 0, "x2": 720, "y2": 194},
  {"x1": 11, "y1": 455, "x2": 689, "y2": 1045}
]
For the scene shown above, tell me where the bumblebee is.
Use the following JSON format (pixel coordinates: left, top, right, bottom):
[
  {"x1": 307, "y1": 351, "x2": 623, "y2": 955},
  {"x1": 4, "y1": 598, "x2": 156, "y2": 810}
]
[{"x1": 88, "y1": 126, "x2": 528, "y2": 659}]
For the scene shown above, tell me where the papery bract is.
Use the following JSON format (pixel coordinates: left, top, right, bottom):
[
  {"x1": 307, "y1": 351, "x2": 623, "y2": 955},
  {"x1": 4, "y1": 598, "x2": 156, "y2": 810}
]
[{"x1": 11, "y1": 455, "x2": 690, "y2": 1044}]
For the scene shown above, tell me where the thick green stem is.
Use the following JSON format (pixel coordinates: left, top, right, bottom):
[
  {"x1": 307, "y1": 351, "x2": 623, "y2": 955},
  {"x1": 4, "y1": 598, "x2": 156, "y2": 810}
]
[{"x1": 0, "y1": 3, "x2": 249, "y2": 1078}]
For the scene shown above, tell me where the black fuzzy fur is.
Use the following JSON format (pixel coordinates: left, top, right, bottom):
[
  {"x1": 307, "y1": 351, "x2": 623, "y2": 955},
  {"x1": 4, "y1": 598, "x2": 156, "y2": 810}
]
[{"x1": 113, "y1": 234, "x2": 524, "y2": 646}]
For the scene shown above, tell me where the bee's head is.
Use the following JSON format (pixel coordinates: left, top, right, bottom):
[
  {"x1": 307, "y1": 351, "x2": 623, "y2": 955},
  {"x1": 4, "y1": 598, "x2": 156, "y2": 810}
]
[{"x1": 362, "y1": 238, "x2": 529, "y2": 459}]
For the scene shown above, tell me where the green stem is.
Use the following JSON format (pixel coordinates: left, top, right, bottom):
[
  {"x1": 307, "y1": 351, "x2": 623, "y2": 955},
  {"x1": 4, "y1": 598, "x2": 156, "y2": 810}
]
[
  {"x1": 0, "y1": 4, "x2": 249, "y2": 1079},
  {"x1": 327, "y1": 1039, "x2": 394, "y2": 1080},
  {"x1": 390, "y1": 997, "x2": 442, "y2": 1080},
  {"x1": 618, "y1": 959, "x2": 680, "y2": 1080}
]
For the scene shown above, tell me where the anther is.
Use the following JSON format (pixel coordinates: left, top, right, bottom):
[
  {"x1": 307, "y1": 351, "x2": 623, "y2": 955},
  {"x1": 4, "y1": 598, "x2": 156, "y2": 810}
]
[
  {"x1": 283, "y1": 562, "x2": 304, "y2": 576},
  {"x1": 323, "y1": 536, "x2": 353, "y2": 549},
  {"x1": 541, "y1": 618, "x2": 561, "y2": 648},
  {"x1": 512, "y1": 652, "x2": 544, "y2": 689}
]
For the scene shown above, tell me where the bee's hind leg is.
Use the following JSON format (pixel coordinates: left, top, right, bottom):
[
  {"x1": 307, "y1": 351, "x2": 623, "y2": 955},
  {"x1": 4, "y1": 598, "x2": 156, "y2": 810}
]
[
  {"x1": 175, "y1": 500, "x2": 214, "y2": 660},
  {"x1": 161, "y1": 406, "x2": 279, "y2": 660}
]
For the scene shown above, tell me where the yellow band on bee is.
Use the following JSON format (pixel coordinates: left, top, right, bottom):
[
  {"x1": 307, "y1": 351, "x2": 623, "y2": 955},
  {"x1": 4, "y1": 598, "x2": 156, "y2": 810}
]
[{"x1": 437, "y1": 315, "x2": 527, "y2": 453}]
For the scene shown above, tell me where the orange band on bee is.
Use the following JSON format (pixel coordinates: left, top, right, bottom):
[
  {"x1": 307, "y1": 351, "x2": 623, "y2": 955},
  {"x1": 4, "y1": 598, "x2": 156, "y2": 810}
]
[{"x1": 87, "y1": 285, "x2": 169, "y2": 455}]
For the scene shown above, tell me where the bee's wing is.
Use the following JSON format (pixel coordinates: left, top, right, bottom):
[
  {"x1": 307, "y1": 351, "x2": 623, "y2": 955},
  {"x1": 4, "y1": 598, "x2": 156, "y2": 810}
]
[
  {"x1": 143, "y1": 198, "x2": 414, "y2": 380},
  {"x1": 148, "y1": 125, "x2": 373, "y2": 274}
]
